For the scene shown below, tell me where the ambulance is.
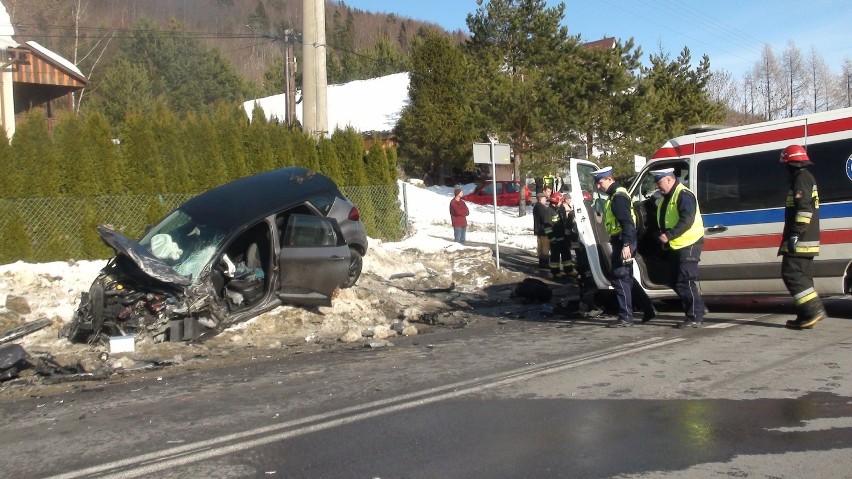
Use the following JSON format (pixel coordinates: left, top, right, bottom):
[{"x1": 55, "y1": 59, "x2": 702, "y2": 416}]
[{"x1": 568, "y1": 107, "x2": 852, "y2": 299}]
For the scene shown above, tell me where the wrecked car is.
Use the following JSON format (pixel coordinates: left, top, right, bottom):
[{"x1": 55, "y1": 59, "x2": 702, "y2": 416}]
[{"x1": 62, "y1": 167, "x2": 368, "y2": 344}]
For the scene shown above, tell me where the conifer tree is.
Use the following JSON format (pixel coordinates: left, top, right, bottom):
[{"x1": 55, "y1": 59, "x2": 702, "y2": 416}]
[
  {"x1": 365, "y1": 142, "x2": 391, "y2": 184},
  {"x1": 89, "y1": 58, "x2": 155, "y2": 127},
  {"x1": 81, "y1": 203, "x2": 110, "y2": 259},
  {"x1": 331, "y1": 127, "x2": 368, "y2": 186},
  {"x1": 181, "y1": 111, "x2": 228, "y2": 192},
  {"x1": 635, "y1": 47, "x2": 725, "y2": 158},
  {"x1": 268, "y1": 122, "x2": 295, "y2": 169},
  {"x1": 121, "y1": 111, "x2": 165, "y2": 195},
  {"x1": 0, "y1": 134, "x2": 11, "y2": 197},
  {"x1": 466, "y1": 0, "x2": 573, "y2": 214},
  {"x1": 0, "y1": 212, "x2": 33, "y2": 262},
  {"x1": 51, "y1": 111, "x2": 86, "y2": 196},
  {"x1": 555, "y1": 38, "x2": 644, "y2": 174},
  {"x1": 290, "y1": 132, "x2": 320, "y2": 171},
  {"x1": 385, "y1": 147, "x2": 399, "y2": 183},
  {"x1": 317, "y1": 137, "x2": 343, "y2": 185},
  {"x1": 153, "y1": 106, "x2": 194, "y2": 193},
  {"x1": 245, "y1": 104, "x2": 275, "y2": 174},
  {"x1": 395, "y1": 30, "x2": 479, "y2": 182},
  {"x1": 81, "y1": 111, "x2": 122, "y2": 195},
  {"x1": 213, "y1": 103, "x2": 250, "y2": 181},
  {"x1": 10, "y1": 110, "x2": 57, "y2": 197}
]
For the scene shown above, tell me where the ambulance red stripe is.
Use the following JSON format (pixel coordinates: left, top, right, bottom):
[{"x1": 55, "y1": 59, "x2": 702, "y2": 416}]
[
  {"x1": 704, "y1": 229, "x2": 852, "y2": 252},
  {"x1": 651, "y1": 117, "x2": 852, "y2": 160}
]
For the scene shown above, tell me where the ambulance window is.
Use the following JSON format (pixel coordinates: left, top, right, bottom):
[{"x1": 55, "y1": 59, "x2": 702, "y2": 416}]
[
  {"x1": 697, "y1": 151, "x2": 785, "y2": 213},
  {"x1": 634, "y1": 161, "x2": 687, "y2": 200},
  {"x1": 806, "y1": 139, "x2": 852, "y2": 203}
]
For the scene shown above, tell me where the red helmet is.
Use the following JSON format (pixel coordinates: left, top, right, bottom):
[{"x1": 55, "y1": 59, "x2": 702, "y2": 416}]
[
  {"x1": 549, "y1": 192, "x2": 563, "y2": 204},
  {"x1": 780, "y1": 145, "x2": 811, "y2": 164}
]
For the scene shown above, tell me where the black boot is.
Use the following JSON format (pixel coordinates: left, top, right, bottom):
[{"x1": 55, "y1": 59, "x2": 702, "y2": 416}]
[{"x1": 788, "y1": 309, "x2": 826, "y2": 329}]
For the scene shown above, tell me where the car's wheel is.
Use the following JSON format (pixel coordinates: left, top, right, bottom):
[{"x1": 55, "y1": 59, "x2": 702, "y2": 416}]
[{"x1": 341, "y1": 247, "x2": 362, "y2": 288}]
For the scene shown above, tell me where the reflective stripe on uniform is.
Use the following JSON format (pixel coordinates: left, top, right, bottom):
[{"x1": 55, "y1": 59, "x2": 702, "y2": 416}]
[{"x1": 793, "y1": 287, "x2": 819, "y2": 305}]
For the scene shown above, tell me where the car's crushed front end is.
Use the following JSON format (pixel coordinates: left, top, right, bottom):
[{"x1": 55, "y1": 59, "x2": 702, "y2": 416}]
[{"x1": 61, "y1": 226, "x2": 228, "y2": 345}]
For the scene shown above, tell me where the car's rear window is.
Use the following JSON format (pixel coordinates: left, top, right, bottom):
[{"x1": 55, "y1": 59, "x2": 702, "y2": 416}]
[{"x1": 308, "y1": 194, "x2": 336, "y2": 215}]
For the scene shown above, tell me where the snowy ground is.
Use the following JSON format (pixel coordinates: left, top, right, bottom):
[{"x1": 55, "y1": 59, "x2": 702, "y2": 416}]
[{"x1": 0, "y1": 180, "x2": 540, "y2": 383}]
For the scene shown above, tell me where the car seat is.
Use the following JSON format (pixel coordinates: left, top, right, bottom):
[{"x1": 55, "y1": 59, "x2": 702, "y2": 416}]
[{"x1": 226, "y1": 242, "x2": 265, "y2": 306}]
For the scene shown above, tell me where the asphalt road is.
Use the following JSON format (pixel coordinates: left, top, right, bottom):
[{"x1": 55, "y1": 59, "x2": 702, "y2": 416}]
[{"x1": 1, "y1": 288, "x2": 850, "y2": 478}]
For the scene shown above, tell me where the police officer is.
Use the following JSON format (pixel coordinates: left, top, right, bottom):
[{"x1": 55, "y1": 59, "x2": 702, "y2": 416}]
[
  {"x1": 652, "y1": 168, "x2": 706, "y2": 329},
  {"x1": 778, "y1": 145, "x2": 826, "y2": 329},
  {"x1": 592, "y1": 166, "x2": 656, "y2": 327},
  {"x1": 545, "y1": 192, "x2": 577, "y2": 280}
]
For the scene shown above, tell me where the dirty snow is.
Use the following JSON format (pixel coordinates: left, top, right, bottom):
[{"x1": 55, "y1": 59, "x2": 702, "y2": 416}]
[{"x1": 0, "y1": 181, "x2": 537, "y2": 360}]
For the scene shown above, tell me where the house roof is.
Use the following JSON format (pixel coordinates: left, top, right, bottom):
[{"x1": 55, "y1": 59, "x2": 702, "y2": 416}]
[
  {"x1": 581, "y1": 37, "x2": 617, "y2": 50},
  {"x1": 10, "y1": 41, "x2": 87, "y2": 114}
]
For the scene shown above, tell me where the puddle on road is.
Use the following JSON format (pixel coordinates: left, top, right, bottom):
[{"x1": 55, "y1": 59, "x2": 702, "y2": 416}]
[{"x1": 273, "y1": 391, "x2": 852, "y2": 478}]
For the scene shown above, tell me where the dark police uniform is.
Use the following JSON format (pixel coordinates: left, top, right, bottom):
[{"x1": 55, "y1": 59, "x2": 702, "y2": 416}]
[
  {"x1": 653, "y1": 169, "x2": 706, "y2": 328},
  {"x1": 602, "y1": 179, "x2": 655, "y2": 325}
]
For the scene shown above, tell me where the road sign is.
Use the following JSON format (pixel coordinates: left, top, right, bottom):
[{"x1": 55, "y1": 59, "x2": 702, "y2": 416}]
[{"x1": 473, "y1": 142, "x2": 511, "y2": 164}]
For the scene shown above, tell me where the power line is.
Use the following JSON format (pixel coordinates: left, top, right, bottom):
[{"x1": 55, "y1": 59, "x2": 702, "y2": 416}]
[{"x1": 2, "y1": 22, "x2": 277, "y2": 41}]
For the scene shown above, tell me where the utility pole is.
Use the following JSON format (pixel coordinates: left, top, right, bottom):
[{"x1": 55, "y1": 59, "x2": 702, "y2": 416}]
[
  {"x1": 302, "y1": 0, "x2": 328, "y2": 137},
  {"x1": 282, "y1": 30, "x2": 296, "y2": 128}
]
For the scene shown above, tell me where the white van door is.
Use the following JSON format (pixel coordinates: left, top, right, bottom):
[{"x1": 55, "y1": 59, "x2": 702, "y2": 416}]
[{"x1": 567, "y1": 158, "x2": 614, "y2": 290}]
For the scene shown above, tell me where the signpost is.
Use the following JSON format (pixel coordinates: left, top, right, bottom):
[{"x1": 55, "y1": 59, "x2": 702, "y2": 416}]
[{"x1": 473, "y1": 141, "x2": 511, "y2": 269}]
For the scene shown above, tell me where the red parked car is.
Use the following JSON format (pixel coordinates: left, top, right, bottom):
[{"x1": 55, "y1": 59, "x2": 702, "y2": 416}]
[{"x1": 462, "y1": 180, "x2": 532, "y2": 207}]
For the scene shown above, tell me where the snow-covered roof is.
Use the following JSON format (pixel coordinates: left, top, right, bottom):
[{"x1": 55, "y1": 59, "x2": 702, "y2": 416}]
[
  {"x1": 25, "y1": 40, "x2": 85, "y2": 78},
  {"x1": 244, "y1": 72, "x2": 410, "y2": 133}
]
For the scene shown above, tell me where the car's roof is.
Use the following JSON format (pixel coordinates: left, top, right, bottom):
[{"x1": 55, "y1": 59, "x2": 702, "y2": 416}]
[{"x1": 180, "y1": 167, "x2": 340, "y2": 231}]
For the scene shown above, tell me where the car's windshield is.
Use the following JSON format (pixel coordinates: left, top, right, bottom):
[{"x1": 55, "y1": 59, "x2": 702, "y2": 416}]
[{"x1": 139, "y1": 209, "x2": 226, "y2": 280}]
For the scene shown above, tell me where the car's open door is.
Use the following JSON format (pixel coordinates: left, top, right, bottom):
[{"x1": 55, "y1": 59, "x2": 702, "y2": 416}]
[
  {"x1": 567, "y1": 158, "x2": 614, "y2": 290},
  {"x1": 278, "y1": 215, "x2": 350, "y2": 306}
]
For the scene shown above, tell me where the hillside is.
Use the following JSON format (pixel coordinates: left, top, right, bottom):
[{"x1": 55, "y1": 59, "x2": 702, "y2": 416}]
[{"x1": 5, "y1": 0, "x2": 463, "y2": 85}]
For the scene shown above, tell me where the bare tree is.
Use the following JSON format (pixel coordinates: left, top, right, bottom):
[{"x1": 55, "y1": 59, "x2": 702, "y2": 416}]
[
  {"x1": 753, "y1": 44, "x2": 784, "y2": 120},
  {"x1": 69, "y1": 0, "x2": 115, "y2": 112},
  {"x1": 706, "y1": 68, "x2": 739, "y2": 111},
  {"x1": 841, "y1": 58, "x2": 852, "y2": 108},
  {"x1": 805, "y1": 46, "x2": 838, "y2": 113},
  {"x1": 780, "y1": 40, "x2": 807, "y2": 117}
]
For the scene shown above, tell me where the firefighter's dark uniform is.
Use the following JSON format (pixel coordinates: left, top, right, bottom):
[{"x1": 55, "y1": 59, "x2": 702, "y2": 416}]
[
  {"x1": 778, "y1": 164, "x2": 825, "y2": 329},
  {"x1": 545, "y1": 199, "x2": 576, "y2": 279}
]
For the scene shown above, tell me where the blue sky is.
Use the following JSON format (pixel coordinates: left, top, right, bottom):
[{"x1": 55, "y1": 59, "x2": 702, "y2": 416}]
[{"x1": 343, "y1": 0, "x2": 852, "y2": 79}]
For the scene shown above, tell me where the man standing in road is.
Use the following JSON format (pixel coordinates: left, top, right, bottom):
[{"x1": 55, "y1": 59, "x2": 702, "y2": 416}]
[
  {"x1": 450, "y1": 187, "x2": 470, "y2": 244},
  {"x1": 533, "y1": 191, "x2": 551, "y2": 268},
  {"x1": 593, "y1": 166, "x2": 656, "y2": 328},
  {"x1": 778, "y1": 145, "x2": 826, "y2": 329},
  {"x1": 652, "y1": 168, "x2": 706, "y2": 329}
]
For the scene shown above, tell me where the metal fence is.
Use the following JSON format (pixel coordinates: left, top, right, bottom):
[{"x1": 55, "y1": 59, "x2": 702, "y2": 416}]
[{"x1": 0, "y1": 184, "x2": 408, "y2": 264}]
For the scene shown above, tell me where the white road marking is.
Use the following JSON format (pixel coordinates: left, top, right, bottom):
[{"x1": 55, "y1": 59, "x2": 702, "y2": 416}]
[{"x1": 47, "y1": 336, "x2": 685, "y2": 479}]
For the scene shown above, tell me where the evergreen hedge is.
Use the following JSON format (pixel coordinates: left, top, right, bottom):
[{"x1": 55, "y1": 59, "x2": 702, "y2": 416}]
[{"x1": 0, "y1": 107, "x2": 404, "y2": 264}]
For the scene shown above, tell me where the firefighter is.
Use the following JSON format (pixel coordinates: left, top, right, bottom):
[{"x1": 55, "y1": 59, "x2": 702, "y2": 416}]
[
  {"x1": 778, "y1": 145, "x2": 826, "y2": 329},
  {"x1": 545, "y1": 192, "x2": 577, "y2": 280}
]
